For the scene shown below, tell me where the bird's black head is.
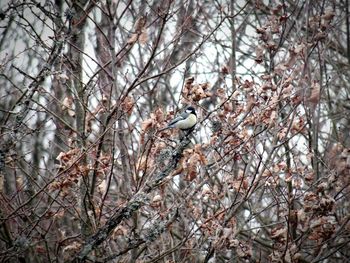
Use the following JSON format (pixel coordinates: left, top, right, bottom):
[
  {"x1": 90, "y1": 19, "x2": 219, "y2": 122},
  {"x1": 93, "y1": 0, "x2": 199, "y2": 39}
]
[{"x1": 185, "y1": 106, "x2": 196, "y2": 115}]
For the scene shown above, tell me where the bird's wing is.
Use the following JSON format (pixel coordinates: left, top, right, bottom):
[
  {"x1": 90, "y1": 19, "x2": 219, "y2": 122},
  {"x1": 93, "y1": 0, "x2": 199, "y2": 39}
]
[{"x1": 167, "y1": 113, "x2": 187, "y2": 127}]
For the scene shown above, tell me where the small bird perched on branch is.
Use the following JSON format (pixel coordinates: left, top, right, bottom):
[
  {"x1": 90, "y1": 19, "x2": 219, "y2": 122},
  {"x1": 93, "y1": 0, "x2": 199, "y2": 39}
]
[{"x1": 159, "y1": 106, "x2": 197, "y2": 132}]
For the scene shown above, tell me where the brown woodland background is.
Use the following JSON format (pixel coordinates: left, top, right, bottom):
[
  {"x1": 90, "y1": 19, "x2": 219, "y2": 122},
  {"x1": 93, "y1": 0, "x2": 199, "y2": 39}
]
[{"x1": 1, "y1": 0, "x2": 350, "y2": 262}]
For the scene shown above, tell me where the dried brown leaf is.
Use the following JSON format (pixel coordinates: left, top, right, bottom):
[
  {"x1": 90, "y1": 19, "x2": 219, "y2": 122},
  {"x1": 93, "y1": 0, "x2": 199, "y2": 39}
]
[
  {"x1": 127, "y1": 33, "x2": 138, "y2": 44},
  {"x1": 141, "y1": 118, "x2": 154, "y2": 132},
  {"x1": 112, "y1": 225, "x2": 128, "y2": 238},
  {"x1": 308, "y1": 81, "x2": 320, "y2": 104},
  {"x1": 62, "y1": 241, "x2": 81, "y2": 253},
  {"x1": 322, "y1": 10, "x2": 335, "y2": 21},
  {"x1": 139, "y1": 30, "x2": 148, "y2": 44},
  {"x1": 271, "y1": 227, "x2": 287, "y2": 240},
  {"x1": 134, "y1": 16, "x2": 146, "y2": 33},
  {"x1": 121, "y1": 96, "x2": 134, "y2": 115}
]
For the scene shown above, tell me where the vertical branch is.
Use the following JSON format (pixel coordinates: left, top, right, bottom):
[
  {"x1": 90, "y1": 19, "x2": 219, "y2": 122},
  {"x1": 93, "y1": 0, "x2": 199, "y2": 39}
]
[
  {"x1": 69, "y1": 0, "x2": 91, "y2": 237},
  {"x1": 230, "y1": 0, "x2": 236, "y2": 92},
  {"x1": 302, "y1": 0, "x2": 319, "y2": 179},
  {"x1": 111, "y1": 13, "x2": 132, "y2": 198}
]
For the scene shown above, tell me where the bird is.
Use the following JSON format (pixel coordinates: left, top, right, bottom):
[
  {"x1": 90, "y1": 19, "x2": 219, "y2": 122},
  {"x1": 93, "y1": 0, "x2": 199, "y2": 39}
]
[{"x1": 159, "y1": 106, "x2": 197, "y2": 132}]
